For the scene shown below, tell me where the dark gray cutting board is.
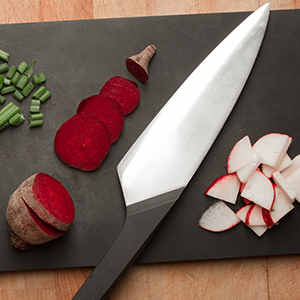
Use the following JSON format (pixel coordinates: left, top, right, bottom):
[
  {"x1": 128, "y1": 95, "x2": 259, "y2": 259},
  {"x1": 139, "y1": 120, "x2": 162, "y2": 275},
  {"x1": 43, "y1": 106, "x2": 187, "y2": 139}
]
[{"x1": 0, "y1": 8, "x2": 299, "y2": 272}]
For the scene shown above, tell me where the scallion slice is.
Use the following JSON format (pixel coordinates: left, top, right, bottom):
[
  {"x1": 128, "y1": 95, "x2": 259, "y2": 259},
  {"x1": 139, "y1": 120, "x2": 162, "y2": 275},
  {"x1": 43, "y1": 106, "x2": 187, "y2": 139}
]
[
  {"x1": 29, "y1": 118, "x2": 43, "y2": 128},
  {"x1": 24, "y1": 60, "x2": 35, "y2": 77},
  {"x1": 0, "y1": 63, "x2": 9, "y2": 73},
  {"x1": 6, "y1": 65, "x2": 17, "y2": 79},
  {"x1": 0, "y1": 50, "x2": 10, "y2": 62},
  {"x1": 21, "y1": 82, "x2": 34, "y2": 97},
  {"x1": 0, "y1": 95, "x2": 6, "y2": 104},
  {"x1": 0, "y1": 103, "x2": 21, "y2": 126},
  {"x1": 1, "y1": 85, "x2": 16, "y2": 95},
  {"x1": 16, "y1": 75, "x2": 29, "y2": 90},
  {"x1": 17, "y1": 61, "x2": 28, "y2": 74},
  {"x1": 13, "y1": 90, "x2": 24, "y2": 101}
]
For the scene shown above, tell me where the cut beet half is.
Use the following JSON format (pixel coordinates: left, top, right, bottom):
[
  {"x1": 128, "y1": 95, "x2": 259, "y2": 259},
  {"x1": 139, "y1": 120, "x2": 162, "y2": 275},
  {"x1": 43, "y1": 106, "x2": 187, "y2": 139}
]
[
  {"x1": 99, "y1": 76, "x2": 140, "y2": 115},
  {"x1": 54, "y1": 112, "x2": 111, "y2": 171},
  {"x1": 77, "y1": 94, "x2": 125, "y2": 143}
]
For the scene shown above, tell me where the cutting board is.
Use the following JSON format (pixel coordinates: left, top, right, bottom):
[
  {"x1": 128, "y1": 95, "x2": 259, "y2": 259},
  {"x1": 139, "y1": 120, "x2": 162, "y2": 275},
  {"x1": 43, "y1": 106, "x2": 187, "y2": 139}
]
[{"x1": 0, "y1": 8, "x2": 299, "y2": 272}]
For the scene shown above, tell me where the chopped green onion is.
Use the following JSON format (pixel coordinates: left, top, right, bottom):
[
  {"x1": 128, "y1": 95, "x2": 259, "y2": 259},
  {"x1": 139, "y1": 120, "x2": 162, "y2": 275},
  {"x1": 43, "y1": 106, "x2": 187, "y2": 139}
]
[
  {"x1": 16, "y1": 75, "x2": 29, "y2": 90},
  {"x1": 4, "y1": 78, "x2": 11, "y2": 86},
  {"x1": 0, "y1": 75, "x2": 4, "y2": 89},
  {"x1": 6, "y1": 65, "x2": 17, "y2": 79},
  {"x1": 32, "y1": 72, "x2": 46, "y2": 86},
  {"x1": 0, "y1": 121, "x2": 10, "y2": 132},
  {"x1": 31, "y1": 99, "x2": 40, "y2": 106},
  {"x1": 24, "y1": 60, "x2": 35, "y2": 77},
  {"x1": 13, "y1": 90, "x2": 24, "y2": 101},
  {"x1": 0, "y1": 50, "x2": 10, "y2": 62},
  {"x1": 0, "y1": 102, "x2": 14, "y2": 116},
  {"x1": 40, "y1": 90, "x2": 52, "y2": 103},
  {"x1": 28, "y1": 112, "x2": 43, "y2": 121},
  {"x1": 1, "y1": 85, "x2": 16, "y2": 95},
  {"x1": 21, "y1": 82, "x2": 34, "y2": 97},
  {"x1": 0, "y1": 63, "x2": 9, "y2": 73},
  {"x1": 0, "y1": 95, "x2": 5, "y2": 104},
  {"x1": 32, "y1": 86, "x2": 47, "y2": 99},
  {"x1": 17, "y1": 61, "x2": 28, "y2": 74},
  {"x1": 9, "y1": 112, "x2": 24, "y2": 126},
  {"x1": 11, "y1": 72, "x2": 21, "y2": 85},
  {"x1": 29, "y1": 105, "x2": 40, "y2": 113},
  {"x1": 0, "y1": 103, "x2": 21, "y2": 126},
  {"x1": 29, "y1": 118, "x2": 43, "y2": 128}
]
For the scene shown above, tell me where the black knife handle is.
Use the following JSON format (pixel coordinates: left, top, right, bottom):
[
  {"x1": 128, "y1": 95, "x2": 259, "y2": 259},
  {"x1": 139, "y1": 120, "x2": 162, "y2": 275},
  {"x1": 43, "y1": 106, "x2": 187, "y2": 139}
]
[{"x1": 72, "y1": 200, "x2": 175, "y2": 300}]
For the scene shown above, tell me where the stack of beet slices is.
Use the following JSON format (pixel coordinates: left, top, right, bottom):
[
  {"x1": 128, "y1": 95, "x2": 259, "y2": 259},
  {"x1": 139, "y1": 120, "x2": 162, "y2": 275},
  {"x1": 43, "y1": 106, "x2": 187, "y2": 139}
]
[{"x1": 54, "y1": 76, "x2": 140, "y2": 171}]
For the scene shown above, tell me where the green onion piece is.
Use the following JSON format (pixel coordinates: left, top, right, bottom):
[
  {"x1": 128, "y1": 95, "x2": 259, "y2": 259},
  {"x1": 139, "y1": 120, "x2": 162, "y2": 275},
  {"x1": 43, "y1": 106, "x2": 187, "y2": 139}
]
[
  {"x1": 32, "y1": 86, "x2": 47, "y2": 99},
  {"x1": 14, "y1": 113, "x2": 25, "y2": 126},
  {"x1": 11, "y1": 72, "x2": 21, "y2": 85},
  {"x1": 31, "y1": 99, "x2": 40, "y2": 106},
  {"x1": 29, "y1": 105, "x2": 40, "y2": 113},
  {"x1": 0, "y1": 102, "x2": 14, "y2": 116},
  {"x1": 0, "y1": 63, "x2": 9, "y2": 74},
  {"x1": 21, "y1": 82, "x2": 34, "y2": 97},
  {"x1": 0, "y1": 104, "x2": 21, "y2": 126},
  {"x1": 13, "y1": 90, "x2": 24, "y2": 101},
  {"x1": 4, "y1": 78, "x2": 11, "y2": 86},
  {"x1": 0, "y1": 50, "x2": 9, "y2": 62},
  {"x1": 0, "y1": 95, "x2": 5, "y2": 104},
  {"x1": 1, "y1": 85, "x2": 16, "y2": 95},
  {"x1": 32, "y1": 72, "x2": 46, "y2": 86},
  {"x1": 28, "y1": 112, "x2": 43, "y2": 121},
  {"x1": 0, "y1": 75, "x2": 4, "y2": 89},
  {"x1": 39, "y1": 90, "x2": 52, "y2": 103},
  {"x1": 16, "y1": 75, "x2": 29, "y2": 90},
  {"x1": 0, "y1": 121, "x2": 10, "y2": 132},
  {"x1": 6, "y1": 65, "x2": 17, "y2": 79},
  {"x1": 29, "y1": 118, "x2": 43, "y2": 128},
  {"x1": 9, "y1": 112, "x2": 24, "y2": 125},
  {"x1": 17, "y1": 61, "x2": 28, "y2": 74},
  {"x1": 24, "y1": 60, "x2": 35, "y2": 78}
]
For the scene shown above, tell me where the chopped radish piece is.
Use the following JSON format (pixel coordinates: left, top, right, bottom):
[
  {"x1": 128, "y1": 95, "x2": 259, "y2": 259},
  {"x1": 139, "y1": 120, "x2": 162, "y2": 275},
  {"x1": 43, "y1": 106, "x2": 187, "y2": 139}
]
[
  {"x1": 198, "y1": 201, "x2": 240, "y2": 232},
  {"x1": 285, "y1": 167, "x2": 300, "y2": 203},
  {"x1": 272, "y1": 170, "x2": 296, "y2": 202},
  {"x1": 236, "y1": 152, "x2": 261, "y2": 183},
  {"x1": 264, "y1": 185, "x2": 294, "y2": 227},
  {"x1": 204, "y1": 173, "x2": 240, "y2": 204},
  {"x1": 227, "y1": 135, "x2": 256, "y2": 173},
  {"x1": 240, "y1": 169, "x2": 275, "y2": 210},
  {"x1": 252, "y1": 133, "x2": 292, "y2": 168},
  {"x1": 246, "y1": 204, "x2": 267, "y2": 226},
  {"x1": 281, "y1": 154, "x2": 300, "y2": 178}
]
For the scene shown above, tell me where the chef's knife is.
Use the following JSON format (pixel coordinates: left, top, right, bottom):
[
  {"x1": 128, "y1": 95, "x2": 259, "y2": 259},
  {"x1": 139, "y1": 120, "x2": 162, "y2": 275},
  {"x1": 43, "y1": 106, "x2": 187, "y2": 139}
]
[{"x1": 73, "y1": 3, "x2": 270, "y2": 299}]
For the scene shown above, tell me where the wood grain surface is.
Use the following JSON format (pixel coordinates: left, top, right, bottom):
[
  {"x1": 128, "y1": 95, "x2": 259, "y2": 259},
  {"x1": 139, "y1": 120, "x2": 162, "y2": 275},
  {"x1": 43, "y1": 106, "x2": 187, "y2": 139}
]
[{"x1": 0, "y1": 0, "x2": 299, "y2": 299}]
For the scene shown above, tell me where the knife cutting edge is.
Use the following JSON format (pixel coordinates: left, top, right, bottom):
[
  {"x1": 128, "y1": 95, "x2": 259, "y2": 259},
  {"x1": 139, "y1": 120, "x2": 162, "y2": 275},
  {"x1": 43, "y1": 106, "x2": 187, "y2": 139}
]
[{"x1": 73, "y1": 3, "x2": 270, "y2": 299}]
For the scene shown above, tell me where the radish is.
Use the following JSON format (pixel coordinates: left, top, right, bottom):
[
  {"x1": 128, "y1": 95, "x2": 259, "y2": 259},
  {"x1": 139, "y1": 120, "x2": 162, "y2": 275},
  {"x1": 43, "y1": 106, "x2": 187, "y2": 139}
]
[
  {"x1": 236, "y1": 152, "x2": 261, "y2": 183},
  {"x1": 271, "y1": 170, "x2": 296, "y2": 202},
  {"x1": 54, "y1": 112, "x2": 111, "y2": 171},
  {"x1": 285, "y1": 167, "x2": 300, "y2": 203},
  {"x1": 227, "y1": 135, "x2": 256, "y2": 173},
  {"x1": 252, "y1": 133, "x2": 292, "y2": 168},
  {"x1": 6, "y1": 173, "x2": 75, "y2": 250},
  {"x1": 204, "y1": 173, "x2": 240, "y2": 204},
  {"x1": 261, "y1": 153, "x2": 292, "y2": 177},
  {"x1": 281, "y1": 154, "x2": 300, "y2": 178},
  {"x1": 198, "y1": 200, "x2": 240, "y2": 232},
  {"x1": 240, "y1": 169, "x2": 275, "y2": 210},
  {"x1": 77, "y1": 94, "x2": 125, "y2": 143},
  {"x1": 99, "y1": 76, "x2": 140, "y2": 115},
  {"x1": 245, "y1": 203, "x2": 266, "y2": 226}
]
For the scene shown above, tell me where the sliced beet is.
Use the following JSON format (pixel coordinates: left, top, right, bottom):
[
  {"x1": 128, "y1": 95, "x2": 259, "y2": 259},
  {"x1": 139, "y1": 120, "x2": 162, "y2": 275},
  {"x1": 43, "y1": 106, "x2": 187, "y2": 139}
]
[
  {"x1": 77, "y1": 94, "x2": 125, "y2": 143},
  {"x1": 54, "y1": 112, "x2": 111, "y2": 171},
  {"x1": 99, "y1": 76, "x2": 140, "y2": 115}
]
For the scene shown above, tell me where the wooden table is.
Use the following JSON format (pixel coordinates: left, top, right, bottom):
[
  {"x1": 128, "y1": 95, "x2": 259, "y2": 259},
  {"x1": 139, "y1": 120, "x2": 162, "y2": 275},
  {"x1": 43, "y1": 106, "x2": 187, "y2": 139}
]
[{"x1": 0, "y1": 1, "x2": 299, "y2": 299}]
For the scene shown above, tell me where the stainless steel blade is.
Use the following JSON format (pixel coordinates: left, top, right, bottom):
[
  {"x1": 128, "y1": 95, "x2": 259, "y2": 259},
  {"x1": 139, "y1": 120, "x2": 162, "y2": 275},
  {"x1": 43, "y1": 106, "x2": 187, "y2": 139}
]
[
  {"x1": 118, "y1": 3, "x2": 270, "y2": 208},
  {"x1": 73, "y1": 4, "x2": 270, "y2": 299}
]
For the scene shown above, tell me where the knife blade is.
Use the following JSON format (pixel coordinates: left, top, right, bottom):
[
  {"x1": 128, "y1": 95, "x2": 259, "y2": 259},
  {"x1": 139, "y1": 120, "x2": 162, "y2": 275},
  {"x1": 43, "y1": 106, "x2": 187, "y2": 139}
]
[{"x1": 73, "y1": 3, "x2": 270, "y2": 299}]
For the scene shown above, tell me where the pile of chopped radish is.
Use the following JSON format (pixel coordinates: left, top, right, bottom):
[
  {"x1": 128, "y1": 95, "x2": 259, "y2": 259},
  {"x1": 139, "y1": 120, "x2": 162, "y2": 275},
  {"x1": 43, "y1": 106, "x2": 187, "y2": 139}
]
[{"x1": 198, "y1": 133, "x2": 300, "y2": 237}]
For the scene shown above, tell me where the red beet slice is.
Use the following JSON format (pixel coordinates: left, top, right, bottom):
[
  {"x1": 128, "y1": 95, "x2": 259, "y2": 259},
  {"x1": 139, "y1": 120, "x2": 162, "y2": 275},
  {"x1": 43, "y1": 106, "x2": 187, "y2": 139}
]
[
  {"x1": 77, "y1": 94, "x2": 125, "y2": 143},
  {"x1": 99, "y1": 76, "x2": 140, "y2": 115},
  {"x1": 54, "y1": 112, "x2": 111, "y2": 171}
]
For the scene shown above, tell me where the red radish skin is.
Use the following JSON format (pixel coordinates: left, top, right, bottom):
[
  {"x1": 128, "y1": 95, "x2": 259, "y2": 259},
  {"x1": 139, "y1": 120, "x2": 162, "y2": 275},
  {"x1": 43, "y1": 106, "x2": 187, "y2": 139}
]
[
  {"x1": 126, "y1": 45, "x2": 157, "y2": 82},
  {"x1": 54, "y1": 112, "x2": 111, "y2": 171},
  {"x1": 99, "y1": 76, "x2": 140, "y2": 115},
  {"x1": 77, "y1": 94, "x2": 125, "y2": 143},
  {"x1": 6, "y1": 173, "x2": 75, "y2": 250}
]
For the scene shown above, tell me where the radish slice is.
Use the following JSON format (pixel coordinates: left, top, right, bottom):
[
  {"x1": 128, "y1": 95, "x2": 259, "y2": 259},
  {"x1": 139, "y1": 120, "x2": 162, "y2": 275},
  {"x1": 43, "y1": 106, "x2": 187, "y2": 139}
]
[
  {"x1": 252, "y1": 133, "x2": 292, "y2": 168},
  {"x1": 236, "y1": 152, "x2": 261, "y2": 183},
  {"x1": 281, "y1": 154, "x2": 300, "y2": 178},
  {"x1": 272, "y1": 170, "x2": 296, "y2": 202},
  {"x1": 261, "y1": 154, "x2": 292, "y2": 177},
  {"x1": 198, "y1": 201, "x2": 240, "y2": 232},
  {"x1": 285, "y1": 167, "x2": 300, "y2": 203},
  {"x1": 240, "y1": 169, "x2": 275, "y2": 210},
  {"x1": 246, "y1": 204, "x2": 267, "y2": 226},
  {"x1": 204, "y1": 173, "x2": 240, "y2": 204},
  {"x1": 227, "y1": 135, "x2": 255, "y2": 173}
]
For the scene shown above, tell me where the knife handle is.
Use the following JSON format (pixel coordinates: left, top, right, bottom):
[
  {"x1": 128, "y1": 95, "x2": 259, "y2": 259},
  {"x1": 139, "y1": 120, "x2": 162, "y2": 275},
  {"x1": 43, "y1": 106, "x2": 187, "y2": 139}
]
[{"x1": 72, "y1": 200, "x2": 175, "y2": 300}]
